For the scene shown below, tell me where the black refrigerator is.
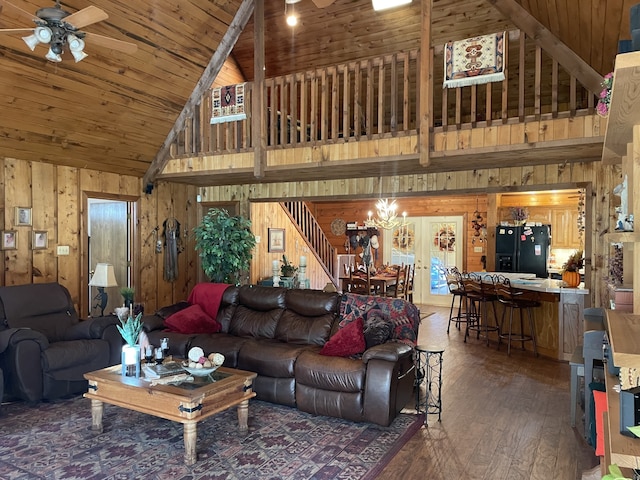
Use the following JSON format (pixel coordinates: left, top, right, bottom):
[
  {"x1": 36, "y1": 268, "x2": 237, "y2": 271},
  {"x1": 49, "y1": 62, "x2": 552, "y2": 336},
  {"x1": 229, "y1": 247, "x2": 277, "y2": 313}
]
[{"x1": 495, "y1": 225, "x2": 551, "y2": 278}]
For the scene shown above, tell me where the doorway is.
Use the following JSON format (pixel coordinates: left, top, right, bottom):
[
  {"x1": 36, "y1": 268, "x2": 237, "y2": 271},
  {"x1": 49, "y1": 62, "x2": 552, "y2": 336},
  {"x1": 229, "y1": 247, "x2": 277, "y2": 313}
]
[
  {"x1": 384, "y1": 215, "x2": 463, "y2": 306},
  {"x1": 87, "y1": 198, "x2": 133, "y2": 316}
]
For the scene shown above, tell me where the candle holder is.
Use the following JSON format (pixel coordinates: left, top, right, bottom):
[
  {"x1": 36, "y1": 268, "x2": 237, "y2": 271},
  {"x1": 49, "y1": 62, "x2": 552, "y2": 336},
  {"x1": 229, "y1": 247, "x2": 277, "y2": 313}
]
[{"x1": 272, "y1": 260, "x2": 280, "y2": 287}]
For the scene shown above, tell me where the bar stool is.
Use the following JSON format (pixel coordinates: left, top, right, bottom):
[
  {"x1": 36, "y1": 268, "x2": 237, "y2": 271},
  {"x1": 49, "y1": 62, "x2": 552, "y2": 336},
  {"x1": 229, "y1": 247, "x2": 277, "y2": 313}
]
[
  {"x1": 464, "y1": 273, "x2": 500, "y2": 345},
  {"x1": 415, "y1": 344, "x2": 445, "y2": 424},
  {"x1": 445, "y1": 267, "x2": 468, "y2": 334},
  {"x1": 494, "y1": 276, "x2": 539, "y2": 356}
]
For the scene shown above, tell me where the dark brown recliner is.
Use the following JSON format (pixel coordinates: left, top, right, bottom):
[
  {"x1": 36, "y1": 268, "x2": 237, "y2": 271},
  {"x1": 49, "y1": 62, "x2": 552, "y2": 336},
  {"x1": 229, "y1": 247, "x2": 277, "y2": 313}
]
[{"x1": 0, "y1": 282, "x2": 122, "y2": 404}]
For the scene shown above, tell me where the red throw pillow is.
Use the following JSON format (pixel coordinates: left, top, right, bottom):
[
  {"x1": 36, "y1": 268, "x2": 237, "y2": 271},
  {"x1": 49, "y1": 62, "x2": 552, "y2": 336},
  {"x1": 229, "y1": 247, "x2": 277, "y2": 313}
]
[
  {"x1": 164, "y1": 304, "x2": 221, "y2": 334},
  {"x1": 319, "y1": 317, "x2": 365, "y2": 357}
]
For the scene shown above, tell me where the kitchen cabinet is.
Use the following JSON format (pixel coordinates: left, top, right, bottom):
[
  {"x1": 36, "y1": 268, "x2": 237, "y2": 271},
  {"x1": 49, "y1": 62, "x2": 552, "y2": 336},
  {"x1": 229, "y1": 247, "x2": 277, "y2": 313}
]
[{"x1": 551, "y1": 208, "x2": 581, "y2": 249}]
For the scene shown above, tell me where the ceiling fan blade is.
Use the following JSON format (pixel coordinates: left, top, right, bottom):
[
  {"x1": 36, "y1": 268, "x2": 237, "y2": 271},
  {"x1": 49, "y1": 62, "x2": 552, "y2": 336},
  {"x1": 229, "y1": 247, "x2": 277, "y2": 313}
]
[
  {"x1": 0, "y1": 0, "x2": 37, "y2": 23},
  {"x1": 311, "y1": 0, "x2": 337, "y2": 7},
  {"x1": 63, "y1": 5, "x2": 108, "y2": 29},
  {"x1": 84, "y1": 32, "x2": 137, "y2": 54},
  {"x1": 0, "y1": 27, "x2": 33, "y2": 33}
]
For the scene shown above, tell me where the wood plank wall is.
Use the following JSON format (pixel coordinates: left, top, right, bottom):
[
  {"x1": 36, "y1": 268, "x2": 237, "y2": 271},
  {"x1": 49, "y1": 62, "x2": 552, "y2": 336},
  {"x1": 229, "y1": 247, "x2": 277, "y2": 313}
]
[
  {"x1": 0, "y1": 157, "x2": 198, "y2": 316},
  {"x1": 200, "y1": 160, "x2": 617, "y2": 309}
]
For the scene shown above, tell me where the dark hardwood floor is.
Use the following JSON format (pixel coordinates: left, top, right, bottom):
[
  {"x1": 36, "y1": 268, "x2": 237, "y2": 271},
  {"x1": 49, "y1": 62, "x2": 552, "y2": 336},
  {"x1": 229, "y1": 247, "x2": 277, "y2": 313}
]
[{"x1": 378, "y1": 305, "x2": 598, "y2": 480}]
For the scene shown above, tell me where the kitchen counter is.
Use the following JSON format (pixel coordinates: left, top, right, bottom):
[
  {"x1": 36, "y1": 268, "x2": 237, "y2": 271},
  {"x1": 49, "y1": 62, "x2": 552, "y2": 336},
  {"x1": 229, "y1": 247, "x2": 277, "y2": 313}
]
[
  {"x1": 472, "y1": 272, "x2": 589, "y2": 360},
  {"x1": 475, "y1": 272, "x2": 589, "y2": 295}
]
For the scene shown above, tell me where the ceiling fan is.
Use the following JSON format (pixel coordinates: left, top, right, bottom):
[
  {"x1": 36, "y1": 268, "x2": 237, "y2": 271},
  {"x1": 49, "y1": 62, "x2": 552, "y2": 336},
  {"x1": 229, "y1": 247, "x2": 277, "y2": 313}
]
[{"x1": 0, "y1": 0, "x2": 137, "y2": 62}]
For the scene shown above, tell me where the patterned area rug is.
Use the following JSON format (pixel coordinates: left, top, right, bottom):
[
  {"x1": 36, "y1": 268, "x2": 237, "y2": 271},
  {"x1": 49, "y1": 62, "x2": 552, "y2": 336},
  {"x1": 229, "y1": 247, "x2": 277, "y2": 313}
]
[{"x1": 0, "y1": 396, "x2": 423, "y2": 480}]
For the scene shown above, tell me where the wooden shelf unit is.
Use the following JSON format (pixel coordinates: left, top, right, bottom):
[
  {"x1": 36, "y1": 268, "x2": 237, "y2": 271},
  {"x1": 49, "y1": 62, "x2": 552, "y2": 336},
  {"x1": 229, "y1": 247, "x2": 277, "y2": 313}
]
[{"x1": 600, "y1": 51, "x2": 640, "y2": 473}]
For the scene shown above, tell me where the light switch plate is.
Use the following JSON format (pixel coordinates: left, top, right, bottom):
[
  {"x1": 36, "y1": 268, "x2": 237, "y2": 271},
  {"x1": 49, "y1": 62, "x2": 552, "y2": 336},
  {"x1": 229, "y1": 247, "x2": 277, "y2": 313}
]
[
  {"x1": 57, "y1": 245, "x2": 70, "y2": 255},
  {"x1": 474, "y1": 246, "x2": 483, "y2": 253}
]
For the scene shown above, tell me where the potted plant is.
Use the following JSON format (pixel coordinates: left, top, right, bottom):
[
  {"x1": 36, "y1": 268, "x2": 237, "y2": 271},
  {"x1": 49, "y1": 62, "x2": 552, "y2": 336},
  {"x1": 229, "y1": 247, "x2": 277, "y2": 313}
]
[
  {"x1": 120, "y1": 287, "x2": 135, "y2": 307},
  {"x1": 561, "y1": 249, "x2": 584, "y2": 288},
  {"x1": 194, "y1": 208, "x2": 256, "y2": 284},
  {"x1": 280, "y1": 255, "x2": 298, "y2": 278},
  {"x1": 116, "y1": 312, "x2": 143, "y2": 377}
]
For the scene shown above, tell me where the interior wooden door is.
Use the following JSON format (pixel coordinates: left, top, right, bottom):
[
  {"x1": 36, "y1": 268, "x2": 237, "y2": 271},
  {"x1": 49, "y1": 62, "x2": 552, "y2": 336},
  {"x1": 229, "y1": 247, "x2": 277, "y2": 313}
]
[{"x1": 88, "y1": 199, "x2": 130, "y2": 316}]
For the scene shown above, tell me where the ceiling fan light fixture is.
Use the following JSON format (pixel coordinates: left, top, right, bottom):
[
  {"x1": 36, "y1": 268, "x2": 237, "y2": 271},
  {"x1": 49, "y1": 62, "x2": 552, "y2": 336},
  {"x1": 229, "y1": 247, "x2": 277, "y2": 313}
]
[
  {"x1": 67, "y1": 33, "x2": 87, "y2": 61},
  {"x1": 285, "y1": 0, "x2": 300, "y2": 27},
  {"x1": 372, "y1": 0, "x2": 412, "y2": 11},
  {"x1": 22, "y1": 26, "x2": 53, "y2": 51},
  {"x1": 45, "y1": 47, "x2": 62, "y2": 63}
]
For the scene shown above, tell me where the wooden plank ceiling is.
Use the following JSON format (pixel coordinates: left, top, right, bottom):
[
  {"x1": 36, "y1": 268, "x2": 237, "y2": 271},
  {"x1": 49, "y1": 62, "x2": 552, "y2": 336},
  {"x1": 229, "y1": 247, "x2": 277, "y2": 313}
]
[{"x1": 0, "y1": 0, "x2": 632, "y2": 180}]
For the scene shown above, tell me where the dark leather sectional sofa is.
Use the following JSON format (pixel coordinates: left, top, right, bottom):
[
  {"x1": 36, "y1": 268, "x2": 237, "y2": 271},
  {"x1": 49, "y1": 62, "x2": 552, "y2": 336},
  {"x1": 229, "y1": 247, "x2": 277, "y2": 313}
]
[{"x1": 143, "y1": 284, "x2": 420, "y2": 426}]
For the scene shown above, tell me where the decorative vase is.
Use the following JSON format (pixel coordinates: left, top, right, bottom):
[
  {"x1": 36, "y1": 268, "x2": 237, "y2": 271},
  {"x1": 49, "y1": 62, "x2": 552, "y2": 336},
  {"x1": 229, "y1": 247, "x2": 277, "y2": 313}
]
[
  {"x1": 121, "y1": 344, "x2": 141, "y2": 377},
  {"x1": 562, "y1": 270, "x2": 581, "y2": 288}
]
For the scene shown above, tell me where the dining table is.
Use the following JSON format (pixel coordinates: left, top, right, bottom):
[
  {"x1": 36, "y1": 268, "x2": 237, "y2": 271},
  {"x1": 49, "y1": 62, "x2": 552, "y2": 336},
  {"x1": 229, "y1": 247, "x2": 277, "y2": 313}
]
[{"x1": 339, "y1": 271, "x2": 397, "y2": 295}]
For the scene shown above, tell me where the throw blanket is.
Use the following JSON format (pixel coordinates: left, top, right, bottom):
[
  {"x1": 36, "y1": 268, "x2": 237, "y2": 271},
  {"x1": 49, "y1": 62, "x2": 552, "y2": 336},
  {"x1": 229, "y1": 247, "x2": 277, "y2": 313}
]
[
  {"x1": 187, "y1": 283, "x2": 231, "y2": 319},
  {"x1": 210, "y1": 83, "x2": 247, "y2": 124},
  {"x1": 339, "y1": 293, "x2": 419, "y2": 346},
  {"x1": 443, "y1": 32, "x2": 505, "y2": 88}
]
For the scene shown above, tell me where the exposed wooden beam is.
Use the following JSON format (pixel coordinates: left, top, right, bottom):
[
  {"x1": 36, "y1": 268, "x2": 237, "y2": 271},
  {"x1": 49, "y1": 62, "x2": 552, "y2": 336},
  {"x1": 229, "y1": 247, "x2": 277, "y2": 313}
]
[
  {"x1": 253, "y1": 0, "x2": 266, "y2": 179},
  {"x1": 419, "y1": 0, "x2": 431, "y2": 166},
  {"x1": 487, "y1": 0, "x2": 603, "y2": 94},
  {"x1": 142, "y1": 0, "x2": 255, "y2": 191}
]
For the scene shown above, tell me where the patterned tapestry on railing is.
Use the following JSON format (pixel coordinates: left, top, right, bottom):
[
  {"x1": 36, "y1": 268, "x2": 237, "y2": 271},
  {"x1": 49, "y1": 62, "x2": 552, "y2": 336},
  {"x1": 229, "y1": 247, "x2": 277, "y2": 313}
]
[
  {"x1": 443, "y1": 32, "x2": 506, "y2": 89},
  {"x1": 210, "y1": 83, "x2": 246, "y2": 124}
]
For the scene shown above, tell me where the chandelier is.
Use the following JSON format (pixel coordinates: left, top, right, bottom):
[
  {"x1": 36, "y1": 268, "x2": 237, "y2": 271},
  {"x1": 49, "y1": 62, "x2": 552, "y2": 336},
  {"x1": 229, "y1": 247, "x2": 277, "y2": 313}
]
[{"x1": 365, "y1": 198, "x2": 406, "y2": 230}]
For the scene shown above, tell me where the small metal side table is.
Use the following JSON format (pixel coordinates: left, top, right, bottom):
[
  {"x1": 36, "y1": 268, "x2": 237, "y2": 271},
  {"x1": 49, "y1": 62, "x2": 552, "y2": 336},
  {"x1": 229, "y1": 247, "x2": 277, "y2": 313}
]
[{"x1": 415, "y1": 344, "x2": 444, "y2": 424}]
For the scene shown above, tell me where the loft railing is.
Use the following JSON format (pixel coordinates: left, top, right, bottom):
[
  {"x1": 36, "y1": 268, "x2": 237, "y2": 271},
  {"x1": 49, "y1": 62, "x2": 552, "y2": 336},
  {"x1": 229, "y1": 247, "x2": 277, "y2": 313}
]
[{"x1": 170, "y1": 30, "x2": 596, "y2": 157}]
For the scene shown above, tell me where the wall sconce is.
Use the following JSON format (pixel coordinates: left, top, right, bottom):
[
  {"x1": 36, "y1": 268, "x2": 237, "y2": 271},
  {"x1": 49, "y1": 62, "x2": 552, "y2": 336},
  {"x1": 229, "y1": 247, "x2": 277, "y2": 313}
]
[{"x1": 89, "y1": 263, "x2": 118, "y2": 317}]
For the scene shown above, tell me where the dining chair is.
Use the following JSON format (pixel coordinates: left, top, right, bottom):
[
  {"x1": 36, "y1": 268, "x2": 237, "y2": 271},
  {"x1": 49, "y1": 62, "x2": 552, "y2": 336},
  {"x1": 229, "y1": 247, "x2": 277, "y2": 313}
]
[
  {"x1": 386, "y1": 265, "x2": 407, "y2": 298},
  {"x1": 404, "y1": 264, "x2": 415, "y2": 302},
  {"x1": 348, "y1": 268, "x2": 373, "y2": 295}
]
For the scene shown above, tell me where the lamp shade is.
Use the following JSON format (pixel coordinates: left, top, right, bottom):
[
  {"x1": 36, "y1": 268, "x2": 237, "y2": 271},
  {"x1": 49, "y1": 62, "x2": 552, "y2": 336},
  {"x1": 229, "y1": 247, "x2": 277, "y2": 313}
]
[{"x1": 89, "y1": 263, "x2": 118, "y2": 288}]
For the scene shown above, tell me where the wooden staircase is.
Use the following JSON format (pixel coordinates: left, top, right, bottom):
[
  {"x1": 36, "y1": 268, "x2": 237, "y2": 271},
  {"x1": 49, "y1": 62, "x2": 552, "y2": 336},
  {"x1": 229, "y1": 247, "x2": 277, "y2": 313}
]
[{"x1": 281, "y1": 201, "x2": 337, "y2": 285}]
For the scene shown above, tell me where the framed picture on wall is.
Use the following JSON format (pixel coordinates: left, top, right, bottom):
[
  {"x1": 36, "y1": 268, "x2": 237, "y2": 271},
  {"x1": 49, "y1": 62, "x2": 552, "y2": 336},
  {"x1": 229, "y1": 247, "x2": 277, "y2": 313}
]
[
  {"x1": 1, "y1": 230, "x2": 17, "y2": 250},
  {"x1": 32, "y1": 230, "x2": 48, "y2": 250},
  {"x1": 268, "y1": 228, "x2": 285, "y2": 252},
  {"x1": 15, "y1": 207, "x2": 32, "y2": 226}
]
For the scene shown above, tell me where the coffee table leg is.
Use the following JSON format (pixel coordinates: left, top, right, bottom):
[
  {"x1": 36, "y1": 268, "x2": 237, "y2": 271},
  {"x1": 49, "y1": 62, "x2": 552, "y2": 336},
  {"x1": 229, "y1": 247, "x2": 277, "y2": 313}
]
[
  {"x1": 183, "y1": 421, "x2": 197, "y2": 465},
  {"x1": 91, "y1": 399, "x2": 104, "y2": 433},
  {"x1": 237, "y1": 399, "x2": 249, "y2": 432}
]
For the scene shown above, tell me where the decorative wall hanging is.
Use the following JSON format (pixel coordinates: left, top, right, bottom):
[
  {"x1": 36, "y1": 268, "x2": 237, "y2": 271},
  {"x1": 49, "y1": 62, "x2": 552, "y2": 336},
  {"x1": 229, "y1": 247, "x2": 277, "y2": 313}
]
[
  {"x1": 1, "y1": 230, "x2": 17, "y2": 250},
  {"x1": 268, "y1": 228, "x2": 285, "y2": 253},
  {"x1": 15, "y1": 207, "x2": 32, "y2": 226},
  {"x1": 443, "y1": 32, "x2": 506, "y2": 89},
  {"x1": 32, "y1": 230, "x2": 48, "y2": 250},
  {"x1": 210, "y1": 83, "x2": 247, "y2": 124},
  {"x1": 162, "y1": 218, "x2": 183, "y2": 282}
]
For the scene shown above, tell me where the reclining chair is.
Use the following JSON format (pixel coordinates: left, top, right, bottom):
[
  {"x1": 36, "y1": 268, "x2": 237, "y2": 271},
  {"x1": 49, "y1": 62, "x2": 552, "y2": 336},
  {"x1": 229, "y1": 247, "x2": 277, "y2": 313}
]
[{"x1": 0, "y1": 282, "x2": 122, "y2": 404}]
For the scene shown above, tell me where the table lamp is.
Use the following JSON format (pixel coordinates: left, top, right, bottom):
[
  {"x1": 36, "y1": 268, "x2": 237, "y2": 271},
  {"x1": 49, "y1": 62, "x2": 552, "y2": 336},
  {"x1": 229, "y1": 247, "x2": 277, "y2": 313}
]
[{"x1": 89, "y1": 263, "x2": 118, "y2": 316}]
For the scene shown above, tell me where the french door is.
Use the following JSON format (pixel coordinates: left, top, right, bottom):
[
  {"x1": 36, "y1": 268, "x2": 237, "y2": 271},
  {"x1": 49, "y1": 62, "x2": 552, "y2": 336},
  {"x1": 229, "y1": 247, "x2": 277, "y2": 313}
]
[{"x1": 384, "y1": 215, "x2": 463, "y2": 306}]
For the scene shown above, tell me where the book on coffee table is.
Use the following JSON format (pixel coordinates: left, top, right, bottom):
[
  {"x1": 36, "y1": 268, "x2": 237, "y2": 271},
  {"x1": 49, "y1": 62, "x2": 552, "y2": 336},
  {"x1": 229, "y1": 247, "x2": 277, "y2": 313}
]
[{"x1": 142, "y1": 361, "x2": 186, "y2": 379}]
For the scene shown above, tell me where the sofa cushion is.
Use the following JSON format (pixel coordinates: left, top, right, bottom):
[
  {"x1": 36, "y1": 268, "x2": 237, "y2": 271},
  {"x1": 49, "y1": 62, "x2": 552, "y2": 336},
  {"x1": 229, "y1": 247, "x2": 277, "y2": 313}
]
[
  {"x1": 296, "y1": 350, "x2": 366, "y2": 392},
  {"x1": 190, "y1": 333, "x2": 249, "y2": 368},
  {"x1": 229, "y1": 306, "x2": 282, "y2": 339},
  {"x1": 363, "y1": 308, "x2": 392, "y2": 349},
  {"x1": 238, "y1": 339, "x2": 313, "y2": 377},
  {"x1": 42, "y1": 339, "x2": 110, "y2": 374},
  {"x1": 216, "y1": 286, "x2": 240, "y2": 333},
  {"x1": 274, "y1": 290, "x2": 338, "y2": 345},
  {"x1": 319, "y1": 317, "x2": 365, "y2": 357},
  {"x1": 164, "y1": 304, "x2": 221, "y2": 334}
]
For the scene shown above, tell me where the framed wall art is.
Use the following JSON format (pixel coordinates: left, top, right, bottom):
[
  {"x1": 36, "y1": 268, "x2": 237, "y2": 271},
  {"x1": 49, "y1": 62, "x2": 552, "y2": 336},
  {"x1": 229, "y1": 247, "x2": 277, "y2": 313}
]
[
  {"x1": 32, "y1": 230, "x2": 48, "y2": 250},
  {"x1": 15, "y1": 207, "x2": 32, "y2": 226},
  {"x1": 268, "y1": 228, "x2": 285, "y2": 253},
  {"x1": 2, "y1": 230, "x2": 17, "y2": 250}
]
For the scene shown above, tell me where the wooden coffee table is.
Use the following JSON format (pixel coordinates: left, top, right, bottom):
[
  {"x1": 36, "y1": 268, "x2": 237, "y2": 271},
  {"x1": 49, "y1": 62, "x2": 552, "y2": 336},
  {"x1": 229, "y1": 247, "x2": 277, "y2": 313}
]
[{"x1": 84, "y1": 363, "x2": 257, "y2": 465}]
